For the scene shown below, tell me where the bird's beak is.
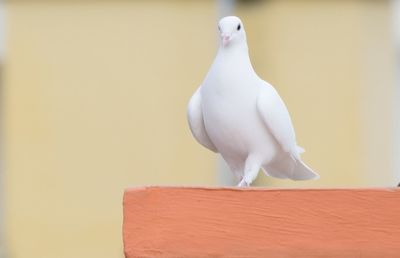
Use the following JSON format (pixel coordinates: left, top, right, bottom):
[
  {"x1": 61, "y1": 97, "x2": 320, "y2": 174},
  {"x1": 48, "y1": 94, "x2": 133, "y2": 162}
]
[{"x1": 221, "y1": 35, "x2": 231, "y2": 47}]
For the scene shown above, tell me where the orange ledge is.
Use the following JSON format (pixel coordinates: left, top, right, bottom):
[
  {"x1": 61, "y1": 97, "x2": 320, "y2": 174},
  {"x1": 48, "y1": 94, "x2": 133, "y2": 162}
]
[{"x1": 123, "y1": 187, "x2": 400, "y2": 258}]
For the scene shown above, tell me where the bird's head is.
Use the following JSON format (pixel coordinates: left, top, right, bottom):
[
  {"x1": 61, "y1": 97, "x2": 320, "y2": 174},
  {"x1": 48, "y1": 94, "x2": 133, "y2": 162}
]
[{"x1": 218, "y1": 16, "x2": 246, "y2": 48}]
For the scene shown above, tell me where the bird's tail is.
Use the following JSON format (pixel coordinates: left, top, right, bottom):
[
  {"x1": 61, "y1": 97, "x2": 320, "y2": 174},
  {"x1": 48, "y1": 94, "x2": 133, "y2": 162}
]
[
  {"x1": 263, "y1": 146, "x2": 319, "y2": 180},
  {"x1": 289, "y1": 159, "x2": 319, "y2": 180}
]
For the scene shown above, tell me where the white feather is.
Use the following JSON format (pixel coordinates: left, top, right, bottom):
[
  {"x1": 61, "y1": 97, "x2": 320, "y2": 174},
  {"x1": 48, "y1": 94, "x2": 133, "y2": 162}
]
[
  {"x1": 187, "y1": 87, "x2": 218, "y2": 153},
  {"x1": 256, "y1": 81, "x2": 298, "y2": 154}
]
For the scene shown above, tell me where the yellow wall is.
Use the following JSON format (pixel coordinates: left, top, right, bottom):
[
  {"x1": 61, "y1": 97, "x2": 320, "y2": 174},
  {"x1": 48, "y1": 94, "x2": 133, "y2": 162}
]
[
  {"x1": 4, "y1": 0, "x2": 397, "y2": 257},
  {"x1": 5, "y1": 1, "x2": 216, "y2": 258}
]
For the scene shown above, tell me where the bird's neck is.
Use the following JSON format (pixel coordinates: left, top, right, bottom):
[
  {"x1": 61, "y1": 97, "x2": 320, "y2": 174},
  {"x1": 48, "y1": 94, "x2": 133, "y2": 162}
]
[
  {"x1": 218, "y1": 41, "x2": 249, "y2": 56},
  {"x1": 216, "y1": 42, "x2": 254, "y2": 73}
]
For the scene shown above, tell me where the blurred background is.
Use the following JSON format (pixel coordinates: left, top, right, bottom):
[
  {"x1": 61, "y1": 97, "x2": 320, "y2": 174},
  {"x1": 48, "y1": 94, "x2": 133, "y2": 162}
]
[{"x1": 1, "y1": 0, "x2": 400, "y2": 257}]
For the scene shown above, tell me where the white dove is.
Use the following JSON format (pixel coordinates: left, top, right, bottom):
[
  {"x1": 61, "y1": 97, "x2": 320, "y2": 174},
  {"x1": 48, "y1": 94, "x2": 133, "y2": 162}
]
[{"x1": 188, "y1": 16, "x2": 319, "y2": 187}]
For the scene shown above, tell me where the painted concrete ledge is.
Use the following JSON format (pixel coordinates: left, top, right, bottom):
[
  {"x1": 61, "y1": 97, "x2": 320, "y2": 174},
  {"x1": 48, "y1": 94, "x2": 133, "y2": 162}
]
[{"x1": 123, "y1": 187, "x2": 400, "y2": 258}]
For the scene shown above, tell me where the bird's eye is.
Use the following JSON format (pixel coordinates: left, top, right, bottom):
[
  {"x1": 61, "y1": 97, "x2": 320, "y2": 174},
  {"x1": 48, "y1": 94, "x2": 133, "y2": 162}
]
[{"x1": 237, "y1": 24, "x2": 241, "y2": 31}]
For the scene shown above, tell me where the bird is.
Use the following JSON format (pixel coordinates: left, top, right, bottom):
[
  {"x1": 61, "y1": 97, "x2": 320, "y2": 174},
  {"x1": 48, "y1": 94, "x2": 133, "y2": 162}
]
[{"x1": 187, "y1": 16, "x2": 319, "y2": 187}]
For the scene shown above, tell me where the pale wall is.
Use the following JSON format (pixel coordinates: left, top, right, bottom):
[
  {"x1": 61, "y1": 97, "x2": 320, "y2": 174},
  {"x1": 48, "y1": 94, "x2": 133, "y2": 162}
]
[{"x1": 5, "y1": 1, "x2": 217, "y2": 258}]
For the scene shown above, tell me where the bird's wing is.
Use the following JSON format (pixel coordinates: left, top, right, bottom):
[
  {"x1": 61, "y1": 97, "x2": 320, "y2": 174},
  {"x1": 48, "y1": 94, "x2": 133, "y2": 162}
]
[
  {"x1": 256, "y1": 81, "x2": 299, "y2": 156},
  {"x1": 187, "y1": 86, "x2": 218, "y2": 152},
  {"x1": 257, "y1": 81, "x2": 319, "y2": 180}
]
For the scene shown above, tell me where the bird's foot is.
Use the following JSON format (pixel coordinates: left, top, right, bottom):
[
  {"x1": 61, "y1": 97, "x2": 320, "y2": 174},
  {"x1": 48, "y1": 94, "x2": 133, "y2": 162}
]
[{"x1": 237, "y1": 178, "x2": 249, "y2": 187}]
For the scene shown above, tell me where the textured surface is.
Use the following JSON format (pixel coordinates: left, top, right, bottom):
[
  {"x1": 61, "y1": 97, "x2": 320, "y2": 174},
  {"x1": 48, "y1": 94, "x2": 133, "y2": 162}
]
[{"x1": 123, "y1": 187, "x2": 400, "y2": 258}]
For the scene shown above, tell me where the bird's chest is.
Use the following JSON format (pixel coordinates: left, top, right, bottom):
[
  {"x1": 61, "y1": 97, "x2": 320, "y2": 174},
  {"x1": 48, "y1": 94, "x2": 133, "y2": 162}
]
[
  {"x1": 202, "y1": 75, "x2": 257, "y2": 122},
  {"x1": 200, "y1": 75, "x2": 261, "y2": 153}
]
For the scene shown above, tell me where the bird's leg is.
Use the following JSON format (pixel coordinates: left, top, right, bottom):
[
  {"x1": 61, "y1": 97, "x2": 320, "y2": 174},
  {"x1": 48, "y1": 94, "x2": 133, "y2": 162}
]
[
  {"x1": 226, "y1": 163, "x2": 244, "y2": 185},
  {"x1": 237, "y1": 178, "x2": 248, "y2": 187},
  {"x1": 234, "y1": 172, "x2": 245, "y2": 186},
  {"x1": 237, "y1": 156, "x2": 261, "y2": 187}
]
